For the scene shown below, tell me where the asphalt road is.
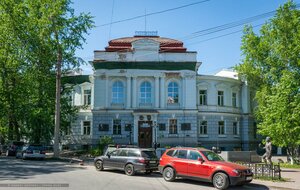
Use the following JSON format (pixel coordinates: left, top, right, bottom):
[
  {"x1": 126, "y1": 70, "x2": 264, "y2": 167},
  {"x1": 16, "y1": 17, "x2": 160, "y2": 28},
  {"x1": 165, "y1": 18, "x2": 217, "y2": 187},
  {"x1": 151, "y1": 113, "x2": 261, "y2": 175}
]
[{"x1": 0, "y1": 156, "x2": 272, "y2": 190}]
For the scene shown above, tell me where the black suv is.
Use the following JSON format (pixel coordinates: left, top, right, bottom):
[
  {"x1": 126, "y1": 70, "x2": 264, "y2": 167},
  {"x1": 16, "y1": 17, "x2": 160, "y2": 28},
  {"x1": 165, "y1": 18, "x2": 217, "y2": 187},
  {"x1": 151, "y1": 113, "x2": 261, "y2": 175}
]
[{"x1": 94, "y1": 147, "x2": 158, "y2": 176}]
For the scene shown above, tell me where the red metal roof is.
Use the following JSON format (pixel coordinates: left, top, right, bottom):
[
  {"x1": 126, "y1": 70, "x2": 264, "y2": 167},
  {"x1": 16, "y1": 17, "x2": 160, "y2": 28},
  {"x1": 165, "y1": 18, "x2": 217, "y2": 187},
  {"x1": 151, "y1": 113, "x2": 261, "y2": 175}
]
[{"x1": 105, "y1": 36, "x2": 187, "y2": 53}]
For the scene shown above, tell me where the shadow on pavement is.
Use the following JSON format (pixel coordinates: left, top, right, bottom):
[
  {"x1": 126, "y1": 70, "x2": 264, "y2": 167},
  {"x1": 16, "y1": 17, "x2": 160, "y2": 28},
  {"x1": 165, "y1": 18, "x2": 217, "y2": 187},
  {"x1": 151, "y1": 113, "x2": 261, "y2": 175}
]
[{"x1": 0, "y1": 156, "x2": 87, "y2": 180}]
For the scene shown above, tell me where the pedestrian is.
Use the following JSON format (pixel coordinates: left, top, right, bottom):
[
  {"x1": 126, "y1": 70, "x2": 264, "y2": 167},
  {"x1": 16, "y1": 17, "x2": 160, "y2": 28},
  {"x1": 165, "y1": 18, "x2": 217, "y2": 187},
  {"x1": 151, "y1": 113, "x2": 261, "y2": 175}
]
[{"x1": 262, "y1": 136, "x2": 272, "y2": 165}]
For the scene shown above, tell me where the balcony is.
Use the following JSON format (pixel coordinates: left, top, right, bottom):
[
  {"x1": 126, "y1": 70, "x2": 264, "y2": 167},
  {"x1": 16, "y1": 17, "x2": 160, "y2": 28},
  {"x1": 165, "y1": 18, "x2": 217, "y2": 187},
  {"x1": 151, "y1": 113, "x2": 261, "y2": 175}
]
[{"x1": 197, "y1": 105, "x2": 241, "y2": 114}]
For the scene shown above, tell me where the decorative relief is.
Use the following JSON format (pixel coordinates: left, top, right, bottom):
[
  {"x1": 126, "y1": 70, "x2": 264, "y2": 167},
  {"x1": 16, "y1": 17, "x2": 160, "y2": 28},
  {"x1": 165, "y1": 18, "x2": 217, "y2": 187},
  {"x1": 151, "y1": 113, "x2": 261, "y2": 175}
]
[
  {"x1": 183, "y1": 73, "x2": 196, "y2": 79},
  {"x1": 165, "y1": 72, "x2": 180, "y2": 78}
]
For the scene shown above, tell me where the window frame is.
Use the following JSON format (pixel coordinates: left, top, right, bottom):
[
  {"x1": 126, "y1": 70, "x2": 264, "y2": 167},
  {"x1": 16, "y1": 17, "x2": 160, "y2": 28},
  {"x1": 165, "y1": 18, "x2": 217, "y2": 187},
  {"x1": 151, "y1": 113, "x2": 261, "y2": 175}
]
[
  {"x1": 139, "y1": 81, "x2": 152, "y2": 104},
  {"x1": 112, "y1": 81, "x2": 124, "y2": 104},
  {"x1": 199, "y1": 90, "x2": 207, "y2": 105},
  {"x1": 218, "y1": 91, "x2": 224, "y2": 106},
  {"x1": 167, "y1": 82, "x2": 179, "y2": 104},
  {"x1": 199, "y1": 121, "x2": 208, "y2": 135},
  {"x1": 113, "y1": 119, "x2": 122, "y2": 135},
  {"x1": 83, "y1": 121, "x2": 91, "y2": 135},
  {"x1": 169, "y1": 119, "x2": 178, "y2": 134},
  {"x1": 232, "y1": 92, "x2": 237, "y2": 107},
  {"x1": 83, "y1": 89, "x2": 91, "y2": 106},
  {"x1": 218, "y1": 121, "x2": 225, "y2": 135}
]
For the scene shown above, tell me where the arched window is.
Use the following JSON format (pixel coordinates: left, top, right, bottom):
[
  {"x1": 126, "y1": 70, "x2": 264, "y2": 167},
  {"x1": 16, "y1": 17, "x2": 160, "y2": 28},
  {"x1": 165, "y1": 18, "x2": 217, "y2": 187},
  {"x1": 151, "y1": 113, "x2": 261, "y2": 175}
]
[
  {"x1": 167, "y1": 82, "x2": 179, "y2": 103},
  {"x1": 140, "y1": 81, "x2": 151, "y2": 104},
  {"x1": 112, "y1": 81, "x2": 124, "y2": 104}
]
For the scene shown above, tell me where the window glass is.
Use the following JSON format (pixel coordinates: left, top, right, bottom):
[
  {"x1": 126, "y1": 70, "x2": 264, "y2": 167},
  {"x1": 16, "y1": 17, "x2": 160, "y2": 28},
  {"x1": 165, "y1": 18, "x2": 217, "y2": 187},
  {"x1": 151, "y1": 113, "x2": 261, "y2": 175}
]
[
  {"x1": 201, "y1": 151, "x2": 224, "y2": 161},
  {"x1": 174, "y1": 150, "x2": 187, "y2": 159},
  {"x1": 128, "y1": 150, "x2": 140, "y2": 157},
  {"x1": 166, "y1": 150, "x2": 174, "y2": 156},
  {"x1": 188, "y1": 151, "x2": 202, "y2": 160},
  {"x1": 199, "y1": 90, "x2": 207, "y2": 105},
  {"x1": 112, "y1": 81, "x2": 124, "y2": 104},
  {"x1": 199, "y1": 121, "x2": 207, "y2": 135},
  {"x1": 118, "y1": 149, "x2": 128, "y2": 156},
  {"x1": 113, "y1": 119, "x2": 121, "y2": 135},
  {"x1": 84, "y1": 89, "x2": 91, "y2": 105},
  {"x1": 218, "y1": 121, "x2": 225, "y2": 135},
  {"x1": 140, "y1": 81, "x2": 151, "y2": 104},
  {"x1": 218, "y1": 91, "x2": 224, "y2": 106},
  {"x1": 141, "y1": 151, "x2": 157, "y2": 158},
  {"x1": 167, "y1": 82, "x2": 179, "y2": 103},
  {"x1": 169, "y1": 119, "x2": 177, "y2": 134},
  {"x1": 232, "y1": 92, "x2": 237, "y2": 107}
]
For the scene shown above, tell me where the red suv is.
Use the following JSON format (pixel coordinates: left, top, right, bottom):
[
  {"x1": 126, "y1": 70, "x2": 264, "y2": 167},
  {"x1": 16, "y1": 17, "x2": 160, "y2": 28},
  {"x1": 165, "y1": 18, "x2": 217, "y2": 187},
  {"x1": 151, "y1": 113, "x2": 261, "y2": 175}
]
[{"x1": 159, "y1": 147, "x2": 253, "y2": 190}]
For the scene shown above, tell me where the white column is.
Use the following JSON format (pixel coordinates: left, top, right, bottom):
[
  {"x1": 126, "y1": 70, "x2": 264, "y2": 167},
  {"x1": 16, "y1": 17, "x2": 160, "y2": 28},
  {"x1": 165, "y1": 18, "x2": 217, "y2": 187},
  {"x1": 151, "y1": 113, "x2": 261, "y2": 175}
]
[
  {"x1": 182, "y1": 77, "x2": 186, "y2": 108},
  {"x1": 155, "y1": 76, "x2": 159, "y2": 108},
  {"x1": 160, "y1": 77, "x2": 165, "y2": 108},
  {"x1": 132, "y1": 77, "x2": 137, "y2": 108},
  {"x1": 126, "y1": 77, "x2": 131, "y2": 108},
  {"x1": 105, "y1": 77, "x2": 109, "y2": 108}
]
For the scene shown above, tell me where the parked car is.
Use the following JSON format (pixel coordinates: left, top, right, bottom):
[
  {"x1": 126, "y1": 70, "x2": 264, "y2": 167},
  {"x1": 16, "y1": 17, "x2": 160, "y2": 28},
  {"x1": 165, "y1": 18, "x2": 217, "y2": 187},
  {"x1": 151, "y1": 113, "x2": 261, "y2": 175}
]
[
  {"x1": 6, "y1": 141, "x2": 25, "y2": 156},
  {"x1": 159, "y1": 147, "x2": 253, "y2": 190},
  {"x1": 21, "y1": 145, "x2": 46, "y2": 160},
  {"x1": 94, "y1": 147, "x2": 159, "y2": 176}
]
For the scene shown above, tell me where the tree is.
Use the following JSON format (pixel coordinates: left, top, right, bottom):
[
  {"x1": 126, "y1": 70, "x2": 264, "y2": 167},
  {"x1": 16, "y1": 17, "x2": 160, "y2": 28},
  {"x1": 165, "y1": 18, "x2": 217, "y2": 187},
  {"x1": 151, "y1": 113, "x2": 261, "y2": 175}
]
[
  {"x1": 236, "y1": 1, "x2": 300, "y2": 163},
  {"x1": 0, "y1": 0, "x2": 93, "y2": 154}
]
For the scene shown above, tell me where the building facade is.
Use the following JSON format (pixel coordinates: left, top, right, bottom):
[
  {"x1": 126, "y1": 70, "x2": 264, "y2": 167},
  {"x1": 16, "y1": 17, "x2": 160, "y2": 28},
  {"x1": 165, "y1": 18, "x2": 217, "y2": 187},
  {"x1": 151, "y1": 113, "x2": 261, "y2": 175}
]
[{"x1": 65, "y1": 33, "x2": 259, "y2": 151}]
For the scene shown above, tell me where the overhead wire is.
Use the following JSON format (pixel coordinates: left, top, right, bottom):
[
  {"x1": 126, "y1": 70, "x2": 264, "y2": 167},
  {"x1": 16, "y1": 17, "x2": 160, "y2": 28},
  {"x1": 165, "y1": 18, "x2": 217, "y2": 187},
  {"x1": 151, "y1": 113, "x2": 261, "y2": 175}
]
[{"x1": 96, "y1": 0, "x2": 211, "y2": 27}]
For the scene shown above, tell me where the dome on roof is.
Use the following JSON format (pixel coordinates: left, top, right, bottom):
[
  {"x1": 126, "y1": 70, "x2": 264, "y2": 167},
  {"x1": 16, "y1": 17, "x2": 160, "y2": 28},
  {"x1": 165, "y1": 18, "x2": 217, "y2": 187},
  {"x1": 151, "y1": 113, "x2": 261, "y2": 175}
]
[{"x1": 105, "y1": 35, "x2": 187, "y2": 53}]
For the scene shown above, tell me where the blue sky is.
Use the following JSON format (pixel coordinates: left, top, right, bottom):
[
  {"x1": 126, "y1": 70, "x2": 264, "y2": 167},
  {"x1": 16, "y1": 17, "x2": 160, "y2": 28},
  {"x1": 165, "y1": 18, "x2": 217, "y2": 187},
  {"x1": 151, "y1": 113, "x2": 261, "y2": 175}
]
[{"x1": 72, "y1": 0, "x2": 297, "y2": 75}]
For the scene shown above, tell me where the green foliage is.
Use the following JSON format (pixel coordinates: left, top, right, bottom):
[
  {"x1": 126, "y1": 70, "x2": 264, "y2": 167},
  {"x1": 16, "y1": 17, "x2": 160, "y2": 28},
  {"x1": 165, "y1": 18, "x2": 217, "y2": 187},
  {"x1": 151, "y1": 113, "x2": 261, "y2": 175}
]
[
  {"x1": 97, "y1": 136, "x2": 114, "y2": 155},
  {"x1": 0, "y1": 0, "x2": 93, "y2": 144},
  {"x1": 235, "y1": 1, "x2": 300, "y2": 160}
]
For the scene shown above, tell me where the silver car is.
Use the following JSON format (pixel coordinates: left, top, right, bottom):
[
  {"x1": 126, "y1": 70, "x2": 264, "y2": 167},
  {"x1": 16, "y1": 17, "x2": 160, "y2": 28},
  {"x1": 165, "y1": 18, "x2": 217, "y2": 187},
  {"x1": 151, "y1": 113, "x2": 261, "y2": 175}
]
[{"x1": 21, "y1": 145, "x2": 46, "y2": 160}]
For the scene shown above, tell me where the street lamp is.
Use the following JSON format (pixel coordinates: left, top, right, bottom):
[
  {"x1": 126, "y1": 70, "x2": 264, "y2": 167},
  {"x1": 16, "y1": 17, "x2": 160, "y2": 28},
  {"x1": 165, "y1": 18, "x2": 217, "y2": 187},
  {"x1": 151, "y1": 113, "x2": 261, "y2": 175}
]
[{"x1": 153, "y1": 121, "x2": 160, "y2": 150}]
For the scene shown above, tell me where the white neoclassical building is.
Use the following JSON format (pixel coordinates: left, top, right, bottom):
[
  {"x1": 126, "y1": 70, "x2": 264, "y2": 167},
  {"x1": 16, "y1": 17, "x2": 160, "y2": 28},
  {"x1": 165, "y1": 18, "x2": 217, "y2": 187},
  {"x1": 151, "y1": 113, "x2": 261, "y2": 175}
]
[{"x1": 65, "y1": 32, "x2": 260, "y2": 151}]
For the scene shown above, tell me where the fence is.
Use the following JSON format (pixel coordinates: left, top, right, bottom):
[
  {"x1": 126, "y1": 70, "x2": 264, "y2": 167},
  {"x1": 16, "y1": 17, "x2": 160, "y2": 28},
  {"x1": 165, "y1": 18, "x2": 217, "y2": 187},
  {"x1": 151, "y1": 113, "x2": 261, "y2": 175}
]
[{"x1": 239, "y1": 163, "x2": 281, "y2": 180}]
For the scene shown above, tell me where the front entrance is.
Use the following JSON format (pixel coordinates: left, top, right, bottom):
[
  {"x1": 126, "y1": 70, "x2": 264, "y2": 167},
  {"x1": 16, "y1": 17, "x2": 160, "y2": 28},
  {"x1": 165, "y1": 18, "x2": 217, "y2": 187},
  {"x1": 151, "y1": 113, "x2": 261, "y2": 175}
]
[{"x1": 138, "y1": 121, "x2": 152, "y2": 148}]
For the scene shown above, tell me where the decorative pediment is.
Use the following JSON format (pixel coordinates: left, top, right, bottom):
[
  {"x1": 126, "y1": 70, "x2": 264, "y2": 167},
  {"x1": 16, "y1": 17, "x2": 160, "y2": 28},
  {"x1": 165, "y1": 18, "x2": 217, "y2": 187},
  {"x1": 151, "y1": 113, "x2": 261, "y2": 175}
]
[
  {"x1": 215, "y1": 82, "x2": 227, "y2": 90},
  {"x1": 132, "y1": 39, "x2": 160, "y2": 51}
]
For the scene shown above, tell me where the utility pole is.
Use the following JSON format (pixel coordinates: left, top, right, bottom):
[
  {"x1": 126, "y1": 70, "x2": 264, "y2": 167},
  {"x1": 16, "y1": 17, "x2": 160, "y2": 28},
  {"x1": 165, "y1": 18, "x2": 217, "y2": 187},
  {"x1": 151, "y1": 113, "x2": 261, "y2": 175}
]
[{"x1": 54, "y1": 34, "x2": 62, "y2": 158}]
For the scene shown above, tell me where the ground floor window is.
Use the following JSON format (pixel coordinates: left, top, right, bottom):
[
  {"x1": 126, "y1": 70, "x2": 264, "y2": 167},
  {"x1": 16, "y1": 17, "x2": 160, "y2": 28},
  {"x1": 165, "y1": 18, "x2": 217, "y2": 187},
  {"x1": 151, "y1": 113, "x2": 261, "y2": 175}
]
[
  {"x1": 83, "y1": 121, "x2": 91, "y2": 135},
  {"x1": 218, "y1": 121, "x2": 225, "y2": 135},
  {"x1": 199, "y1": 121, "x2": 207, "y2": 135},
  {"x1": 169, "y1": 119, "x2": 177, "y2": 134},
  {"x1": 113, "y1": 119, "x2": 121, "y2": 135}
]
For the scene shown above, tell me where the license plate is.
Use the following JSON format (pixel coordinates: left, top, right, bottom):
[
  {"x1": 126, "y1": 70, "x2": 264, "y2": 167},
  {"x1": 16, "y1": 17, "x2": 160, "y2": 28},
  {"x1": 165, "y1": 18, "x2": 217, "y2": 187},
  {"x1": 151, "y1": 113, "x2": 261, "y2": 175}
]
[
  {"x1": 150, "y1": 161, "x2": 156, "y2": 164},
  {"x1": 246, "y1": 176, "x2": 253, "y2": 180}
]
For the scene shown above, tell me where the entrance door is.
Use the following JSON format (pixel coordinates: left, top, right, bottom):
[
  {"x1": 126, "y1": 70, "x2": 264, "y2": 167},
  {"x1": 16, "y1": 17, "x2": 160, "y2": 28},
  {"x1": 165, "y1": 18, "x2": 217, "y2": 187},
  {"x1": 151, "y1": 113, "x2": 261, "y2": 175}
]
[{"x1": 138, "y1": 121, "x2": 152, "y2": 148}]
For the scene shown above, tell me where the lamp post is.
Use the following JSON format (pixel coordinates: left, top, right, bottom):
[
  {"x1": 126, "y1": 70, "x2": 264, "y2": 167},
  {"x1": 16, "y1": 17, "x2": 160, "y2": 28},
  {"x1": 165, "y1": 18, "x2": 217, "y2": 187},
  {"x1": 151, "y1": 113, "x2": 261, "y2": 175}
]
[{"x1": 153, "y1": 121, "x2": 159, "y2": 150}]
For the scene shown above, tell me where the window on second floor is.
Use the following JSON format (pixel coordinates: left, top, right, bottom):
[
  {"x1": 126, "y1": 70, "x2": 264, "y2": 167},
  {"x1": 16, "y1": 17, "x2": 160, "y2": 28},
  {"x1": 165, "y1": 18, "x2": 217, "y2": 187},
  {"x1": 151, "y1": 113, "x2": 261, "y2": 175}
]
[
  {"x1": 113, "y1": 119, "x2": 121, "y2": 135},
  {"x1": 169, "y1": 119, "x2": 177, "y2": 134},
  {"x1": 232, "y1": 92, "x2": 237, "y2": 107},
  {"x1": 199, "y1": 121, "x2": 207, "y2": 135},
  {"x1": 233, "y1": 122, "x2": 238, "y2": 135},
  {"x1": 199, "y1": 90, "x2": 207, "y2": 105},
  {"x1": 218, "y1": 121, "x2": 225, "y2": 135},
  {"x1": 140, "y1": 81, "x2": 151, "y2": 104},
  {"x1": 218, "y1": 91, "x2": 224, "y2": 106},
  {"x1": 167, "y1": 82, "x2": 179, "y2": 104},
  {"x1": 112, "y1": 81, "x2": 124, "y2": 104},
  {"x1": 84, "y1": 89, "x2": 91, "y2": 105}
]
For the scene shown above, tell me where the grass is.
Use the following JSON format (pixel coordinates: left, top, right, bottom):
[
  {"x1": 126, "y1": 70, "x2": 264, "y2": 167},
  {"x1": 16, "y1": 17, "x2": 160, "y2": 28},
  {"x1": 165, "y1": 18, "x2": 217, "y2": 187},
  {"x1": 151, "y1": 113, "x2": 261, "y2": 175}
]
[
  {"x1": 255, "y1": 176, "x2": 288, "y2": 182},
  {"x1": 279, "y1": 163, "x2": 300, "y2": 169}
]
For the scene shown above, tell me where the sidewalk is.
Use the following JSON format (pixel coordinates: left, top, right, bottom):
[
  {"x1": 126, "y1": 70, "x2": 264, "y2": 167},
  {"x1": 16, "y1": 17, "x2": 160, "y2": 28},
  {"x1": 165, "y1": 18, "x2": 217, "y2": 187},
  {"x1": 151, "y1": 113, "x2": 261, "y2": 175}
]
[{"x1": 253, "y1": 168, "x2": 300, "y2": 190}]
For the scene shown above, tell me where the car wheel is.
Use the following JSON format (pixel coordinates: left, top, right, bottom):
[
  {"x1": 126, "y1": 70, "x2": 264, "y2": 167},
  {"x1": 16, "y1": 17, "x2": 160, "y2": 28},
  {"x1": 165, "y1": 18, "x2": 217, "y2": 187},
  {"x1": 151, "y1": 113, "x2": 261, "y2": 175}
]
[
  {"x1": 213, "y1": 172, "x2": 229, "y2": 190},
  {"x1": 124, "y1": 164, "x2": 135, "y2": 176},
  {"x1": 95, "y1": 160, "x2": 104, "y2": 171},
  {"x1": 163, "y1": 167, "x2": 176, "y2": 182}
]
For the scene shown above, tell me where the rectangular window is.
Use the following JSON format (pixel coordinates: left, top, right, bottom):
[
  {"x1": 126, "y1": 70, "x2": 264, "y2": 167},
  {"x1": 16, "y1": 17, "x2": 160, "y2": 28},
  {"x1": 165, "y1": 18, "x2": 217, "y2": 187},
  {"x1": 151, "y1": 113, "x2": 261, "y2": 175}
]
[
  {"x1": 218, "y1": 91, "x2": 224, "y2": 106},
  {"x1": 199, "y1": 90, "x2": 207, "y2": 105},
  {"x1": 113, "y1": 119, "x2": 121, "y2": 135},
  {"x1": 169, "y1": 119, "x2": 177, "y2": 134},
  {"x1": 83, "y1": 121, "x2": 91, "y2": 135},
  {"x1": 233, "y1": 122, "x2": 238, "y2": 135},
  {"x1": 218, "y1": 121, "x2": 225, "y2": 135},
  {"x1": 199, "y1": 121, "x2": 207, "y2": 135},
  {"x1": 84, "y1": 89, "x2": 91, "y2": 105},
  {"x1": 232, "y1": 92, "x2": 237, "y2": 107}
]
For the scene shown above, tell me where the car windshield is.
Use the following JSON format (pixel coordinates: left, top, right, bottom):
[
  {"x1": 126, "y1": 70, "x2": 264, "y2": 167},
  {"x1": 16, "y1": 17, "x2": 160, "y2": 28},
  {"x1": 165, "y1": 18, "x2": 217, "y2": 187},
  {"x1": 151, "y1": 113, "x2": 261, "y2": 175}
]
[
  {"x1": 201, "y1": 151, "x2": 224, "y2": 161},
  {"x1": 141, "y1": 151, "x2": 156, "y2": 159}
]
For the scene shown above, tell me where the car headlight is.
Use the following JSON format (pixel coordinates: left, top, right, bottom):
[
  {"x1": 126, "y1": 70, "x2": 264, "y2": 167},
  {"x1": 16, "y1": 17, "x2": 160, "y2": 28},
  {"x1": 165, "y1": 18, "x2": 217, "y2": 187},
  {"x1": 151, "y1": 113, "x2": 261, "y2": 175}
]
[{"x1": 232, "y1": 169, "x2": 241, "y2": 176}]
